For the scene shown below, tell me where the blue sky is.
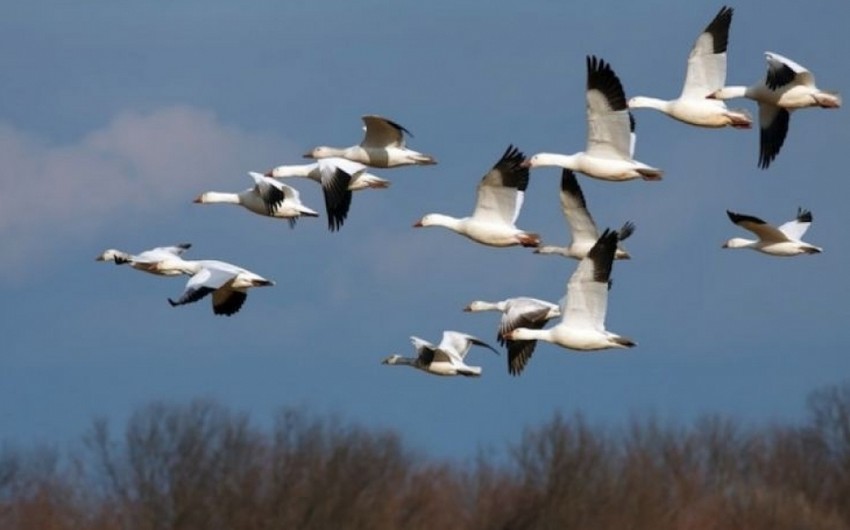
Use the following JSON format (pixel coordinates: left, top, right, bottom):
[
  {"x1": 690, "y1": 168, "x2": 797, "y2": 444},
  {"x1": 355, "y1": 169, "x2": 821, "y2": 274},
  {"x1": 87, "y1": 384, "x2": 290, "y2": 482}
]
[{"x1": 1, "y1": 0, "x2": 848, "y2": 459}]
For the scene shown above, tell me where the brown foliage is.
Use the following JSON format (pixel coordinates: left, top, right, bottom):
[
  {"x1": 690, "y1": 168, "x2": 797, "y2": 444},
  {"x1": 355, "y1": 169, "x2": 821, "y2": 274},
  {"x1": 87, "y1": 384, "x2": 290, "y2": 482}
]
[{"x1": 1, "y1": 382, "x2": 850, "y2": 529}]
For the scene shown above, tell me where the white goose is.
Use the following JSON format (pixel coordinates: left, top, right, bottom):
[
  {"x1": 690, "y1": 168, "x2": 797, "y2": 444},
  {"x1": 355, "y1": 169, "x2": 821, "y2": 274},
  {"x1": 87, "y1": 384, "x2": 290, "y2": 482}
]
[
  {"x1": 708, "y1": 52, "x2": 841, "y2": 168},
  {"x1": 504, "y1": 229, "x2": 636, "y2": 351},
  {"x1": 534, "y1": 169, "x2": 635, "y2": 259},
  {"x1": 266, "y1": 158, "x2": 389, "y2": 231},
  {"x1": 463, "y1": 298, "x2": 561, "y2": 376},
  {"x1": 723, "y1": 208, "x2": 822, "y2": 256},
  {"x1": 96, "y1": 243, "x2": 192, "y2": 276},
  {"x1": 194, "y1": 172, "x2": 319, "y2": 227},
  {"x1": 628, "y1": 6, "x2": 752, "y2": 128},
  {"x1": 413, "y1": 145, "x2": 540, "y2": 248},
  {"x1": 381, "y1": 331, "x2": 499, "y2": 377},
  {"x1": 304, "y1": 115, "x2": 437, "y2": 168},
  {"x1": 525, "y1": 56, "x2": 663, "y2": 182},
  {"x1": 167, "y1": 259, "x2": 275, "y2": 316}
]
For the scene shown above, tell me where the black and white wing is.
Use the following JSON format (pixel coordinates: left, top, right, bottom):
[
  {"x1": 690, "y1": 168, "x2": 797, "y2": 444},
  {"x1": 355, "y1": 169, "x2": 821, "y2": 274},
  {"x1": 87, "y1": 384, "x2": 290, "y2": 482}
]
[
  {"x1": 681, "y1": 6, "x2": 733, "y2": 98},
  {"x1": 726, "y1": 210, "x2": 789, "y2": 243},
  {"x1": 585, "y1": 56, "x2": 632, "y2": 160},
  {"x1": 472, "y1": 145, "x2": 529, "y2": 226},
  {"x1": 361, "y1": 115, "x2": 412, "y2": 148},
  {"x1": 439, "y1": 331, "x2": 499, "y2": 361},
  {"x1": 315, "y1": 159, "x2": 356, "y2": 231},
  {"x1": 248, "y1": 172, "x2": 287, "y2": 215},
  {"x1": 561, "y1": 229, "x2": 618, "y2": 331},
  {"x1": 764, "y1": 52, "x2": 814, "y2": 91},
  {"x1": 559, "y1": 169, "x2": 600, "y2": 248},
  {"x1": 777, "y1": 208, "x2": 813, "y2": 241}
]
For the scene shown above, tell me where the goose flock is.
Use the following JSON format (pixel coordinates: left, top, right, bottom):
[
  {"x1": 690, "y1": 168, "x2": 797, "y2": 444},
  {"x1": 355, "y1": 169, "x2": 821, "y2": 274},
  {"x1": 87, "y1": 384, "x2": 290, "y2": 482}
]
[{"x1": 97, "y1": 5, "x2": 838, "y2": 377}]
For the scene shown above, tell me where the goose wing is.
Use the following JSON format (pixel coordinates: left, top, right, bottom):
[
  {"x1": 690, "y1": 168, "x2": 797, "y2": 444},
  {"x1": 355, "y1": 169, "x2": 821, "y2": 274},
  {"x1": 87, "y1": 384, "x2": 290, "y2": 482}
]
[
  {"x1": 585, "y1": 56, "x2": 632, "y2": 160},
  {"x1": 681, "y1": 6, "x2": 733, "y2": 98},
  {"x1": 559, "y1": 169, "x2": 600, "y2": 247},
  {"x1": 439, "y1": 331, "x2": 499, "y2": 360},
  {"x1": 316, "y1": 160, "x2": 355, "y2": 231},
  {"x1": 726, "y1": 210, "x2": 790, "y2": 243},
  {"x1": 561, "y1": 229, "x2": 618, "y2": 331},
  {"x1": 361, "y1": 115, "x2": 411, "y2": 148},
  {"x1": 410, "y1": 336, "x2": 451, "y2": 365},
  {"x1": 168, "y1": 266, "x2": 236, "y2": 308},
  {"x1": 764, "y1": 52, "x2": 814, "y2": 90},
  {"x1": 248, "y1": 172, "x2": 287, "y2": 215},
  {"x1": 500, "y1": 300, "x2": 557, "y2": 376},
  {"x1": 472, "y1": 145, "x2": 529, "y2": 225},
  {"x1": 777, "y1": 208, "x2": 813, "y2": 240},
  {"x1": 757, "y1": 104, "x2": 790, "y2": 169}
]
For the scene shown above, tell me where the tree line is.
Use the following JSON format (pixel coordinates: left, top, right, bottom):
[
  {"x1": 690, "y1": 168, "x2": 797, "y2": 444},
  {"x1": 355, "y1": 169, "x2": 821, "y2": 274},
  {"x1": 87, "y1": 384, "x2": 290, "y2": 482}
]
[{"x1": 2, "y1": 381, "x2": 850, "y2": 530}]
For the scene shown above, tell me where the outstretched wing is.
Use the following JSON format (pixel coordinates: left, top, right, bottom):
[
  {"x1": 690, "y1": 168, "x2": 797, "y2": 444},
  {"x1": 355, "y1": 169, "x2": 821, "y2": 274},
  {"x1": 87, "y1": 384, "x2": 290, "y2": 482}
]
[
  {"x1": 681, "y1": 6, "x2": 733, "y2": 98},
  {"x1": 361, "y1": 115, "x2": 411, "y2": 148},
  {"x1": 585, "y1": 56, "x2": 632, "y2": 160},
  {"x1": 726, "y1": 210, "x2": 789, "y2": 243},
  {"x1": 764, "y1": 52, "x2": 814, "y2": 90},
  {"x1": 777, "y1": 208, "x2": 813, "y2": 241},
  {"x1": 473, "y1": 145, "x2": 529, "y2": 225}
]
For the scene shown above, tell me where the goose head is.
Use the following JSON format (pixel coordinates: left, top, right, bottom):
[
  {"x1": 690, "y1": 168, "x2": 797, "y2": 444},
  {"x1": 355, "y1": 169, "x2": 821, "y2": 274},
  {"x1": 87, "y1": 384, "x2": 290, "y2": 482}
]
[
  {"x1": 381, "y1": 354, "x2": 403, "y2": 365},
  {"x1": 95, "y1": 249, "x2": 121, "y2": 262}
]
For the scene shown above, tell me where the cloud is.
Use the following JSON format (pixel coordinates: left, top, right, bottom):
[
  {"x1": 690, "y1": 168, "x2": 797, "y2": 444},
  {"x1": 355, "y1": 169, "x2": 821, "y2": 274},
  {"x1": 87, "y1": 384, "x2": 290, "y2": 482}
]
[{"x1": 0, "y1": 106, "x2": 291, "y2": 277}]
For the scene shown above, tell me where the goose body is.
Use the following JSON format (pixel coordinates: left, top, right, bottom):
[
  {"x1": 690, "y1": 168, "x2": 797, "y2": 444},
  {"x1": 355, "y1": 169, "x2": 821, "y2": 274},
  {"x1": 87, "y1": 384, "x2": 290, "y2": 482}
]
[
  {"x1": 723, "y1": 208, "x2": 822, "y2": 256},
  {"x1": 526, "y1": 56, "x2": 663, "y2": 182},
  {"x1": 96, "y1": 243, "x2": 192, "y2": 276},
  {"x1": 167, "y1": 259, "x2": 274, "y2": 316},
  {"x1": 708, "y1": 52, "x2": 841, "y2": 168},
  {"x1": 414, "y1": 145, "x2": 540, "y2": 248},
  {"x1": 534, "y1": 169, "x2": 635, "y2": 259},
  {"x1": 381, "y1": 331, "x2": 498, "y2": 377},
  {"x1": 194, "y1": 172, "x2": 319, "y2": 227},
  {"x1": 464, "y1": 298, "x2": 560, "y2": 376},
  {"x1": 305, "y1": 115, "x2": 436, "y2": 168},
  {"x1": 266, "y1": 158, "x2": 389, "y2": 231},
  {"x1": 628, "y1": 6, "x2": 752, "y2": 128},
  {"x1": 504, "y1": 230, "x2": 636, "y2": 351}
]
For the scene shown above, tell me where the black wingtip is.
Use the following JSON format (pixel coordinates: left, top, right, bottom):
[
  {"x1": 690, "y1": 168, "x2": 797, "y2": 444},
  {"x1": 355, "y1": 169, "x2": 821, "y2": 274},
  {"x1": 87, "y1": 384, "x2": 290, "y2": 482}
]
[
  {"x1": 168, "y1": 298, "x2": 179, "y2": 307},
  {"x1": 586, "y1": 55, "x2": 627, "y2": 111},
  {"x1": 704, "y1": 6, "x2": 733, "y2": 54},
  {"x1": 796, "y1": 208, "x2": 813, "y2": 223}
]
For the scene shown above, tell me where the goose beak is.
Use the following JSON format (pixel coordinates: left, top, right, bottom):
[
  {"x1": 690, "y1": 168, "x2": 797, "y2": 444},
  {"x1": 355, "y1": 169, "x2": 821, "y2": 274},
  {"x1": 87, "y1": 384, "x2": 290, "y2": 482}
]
[
  {"x1": 303, "y1": 151, "x2": 315, "y2": 159},
  {"x1": 462, "y1": 305, "x2": 472, "y2": 312},
  {"x1": 519, "y1": 159, "x2": 532, "y2": 168},
  {"x1": 193, "y1": 195, "x2": 203, "y2": 203},
  {"x1": 412, "y1": 220, "x2": 423, "y2": 228}
]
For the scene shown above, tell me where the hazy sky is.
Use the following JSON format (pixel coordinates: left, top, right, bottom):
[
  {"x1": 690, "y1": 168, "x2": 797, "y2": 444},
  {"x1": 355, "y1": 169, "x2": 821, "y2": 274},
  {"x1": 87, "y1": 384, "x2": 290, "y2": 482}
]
[{"x1": 1, "y1": 0, "x2": 848, "y2": 459}]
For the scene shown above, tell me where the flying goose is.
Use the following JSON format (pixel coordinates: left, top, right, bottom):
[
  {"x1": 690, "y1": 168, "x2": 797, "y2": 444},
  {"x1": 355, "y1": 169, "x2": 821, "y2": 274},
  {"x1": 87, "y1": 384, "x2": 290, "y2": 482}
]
[
  {"x1": 167, "y1": 259, "x2": 275, "y2": 316},
  {"x1": 381, "y1": 331, "x2": 499, "y2": 377},
  {"x1": 304, "y1": 115, "x2": 437, "y2": 168},
  {"x1": 463, "y1": 298, "x2": 561, "y2": 376},
  {"x1": 413, "y1": 145, "x2": 541, "y2": 248},
  {"x1": 723, "y1": 208, "x2": 822, "y2": 256},
  {"x1": 524, "y1": 56, "x2": 663, "y2": 181},
  {"x1": 534, "y1": 169, "x2": 635, "y2": 259},
  {"x1": 708, "y1": 52, "x2": 841, "y2": 168},
  {"x1": 266, "y1": 158, "x2": 389, "y2": 231},
  {"x1": 96, "y1": 243, "x2": 192, "y2": 276},
  {"x1": 504, "y1": 229, "x2": 636, "y2": 351},
  {"x1": 628, "y1": 6, "x2": 752, "y2": 128},
  {"x1": 194, "y1": 172, "x2": 319, "y2": 227}
]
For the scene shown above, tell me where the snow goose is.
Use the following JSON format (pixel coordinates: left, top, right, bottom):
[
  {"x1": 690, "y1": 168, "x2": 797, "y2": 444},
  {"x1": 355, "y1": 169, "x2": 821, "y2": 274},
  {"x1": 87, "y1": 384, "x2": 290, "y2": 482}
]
[
  {"x1": 304, "y1": 115, "x2": 437, "y2": 168},
  {"x1": 504, "y1": 229, "x2": 636, "y2": 351},
  {"x1": 266, "y1": 158, "x2": 389, "y2": 231},
  {"x1": 708, "y1": 52, "x2": 841, "y2": 168},
  {"x1": 96, "y1": 243, "x2": 192, "y2": 276},
  {"x1": 381, "y1": 331, "x2": 498, "y2": 377},
  {"x1": 534, "y1": 169, "x2": 635, "y2": 259},
  {"x1": 167, "y1": 259, "x2": 274, "y2": 316},
  {"x1": 413, "y1": 145, "x2": 541, "y2": 248},
  {"x1": 627, "y1": 6, "x2": 752, "y2": 128},
  {"x1": 524, "y1": 56, "x2": 663, "y2": 182},
  {"x1": 194, "y1": 172, "x2": 319, "y2": 227},
  {"x1": 463, "y1": 298, "x2": 561, "y2": 376},
  {"x1": 723, "y1": 208, "x2": 822, "y2": 256}
]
